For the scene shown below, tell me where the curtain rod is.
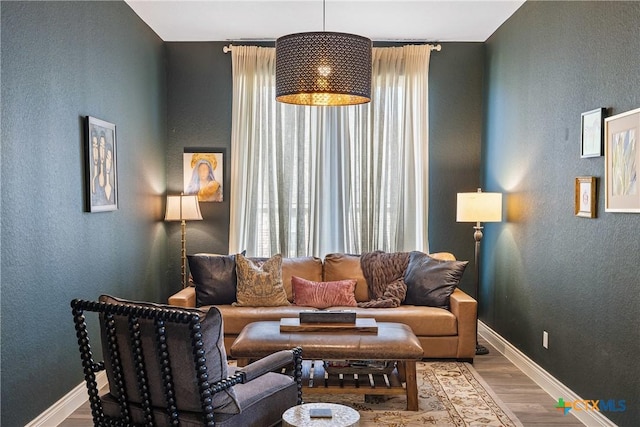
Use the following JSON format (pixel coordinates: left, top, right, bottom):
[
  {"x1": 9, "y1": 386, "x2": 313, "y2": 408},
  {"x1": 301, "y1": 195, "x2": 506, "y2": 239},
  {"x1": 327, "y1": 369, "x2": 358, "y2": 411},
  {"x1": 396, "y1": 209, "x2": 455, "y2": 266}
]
[{"x1": 223, "y1": 43, "x2": 442, "y2": 53}]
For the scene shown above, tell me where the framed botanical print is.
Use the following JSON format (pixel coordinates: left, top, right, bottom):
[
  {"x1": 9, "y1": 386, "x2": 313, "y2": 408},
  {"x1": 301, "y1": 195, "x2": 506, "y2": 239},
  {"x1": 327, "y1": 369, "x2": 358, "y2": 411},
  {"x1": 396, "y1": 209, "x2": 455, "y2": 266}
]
[
  {"x1": 85, "y1": 116, "x2": 118, "y2": 212},
  {"x1": 581, "y1": 108, "x2": 605, "y2": 158},
  {"x1": 183, "y1": 148, "x2": 225, "y2": 202},
  {"x1": 604, "y1": 108, "x2": 640, "y2": 212}
]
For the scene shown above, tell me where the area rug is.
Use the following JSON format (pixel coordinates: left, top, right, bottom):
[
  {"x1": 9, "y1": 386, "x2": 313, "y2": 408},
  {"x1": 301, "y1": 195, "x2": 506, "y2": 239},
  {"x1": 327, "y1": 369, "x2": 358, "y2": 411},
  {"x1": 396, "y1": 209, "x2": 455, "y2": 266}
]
[{"x1": 276, "y1": 361, "x2": 523, "y2": 427}]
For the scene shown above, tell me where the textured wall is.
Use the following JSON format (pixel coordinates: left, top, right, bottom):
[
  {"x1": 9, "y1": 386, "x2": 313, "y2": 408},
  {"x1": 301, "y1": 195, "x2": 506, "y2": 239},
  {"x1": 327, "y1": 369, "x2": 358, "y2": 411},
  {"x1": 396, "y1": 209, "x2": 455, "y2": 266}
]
[
  {"x1": 0, "y1": 1, "x2": 167, "y2": 425},
  {"x1": 483, "y1": 2, "x2": 640, "y2": 425},
  {"x1": 165, "y1": 41, "x2": 485, "y2": 296},
  {"x1": 165, "y1": 42, "x2": 237, "y2": 282}
]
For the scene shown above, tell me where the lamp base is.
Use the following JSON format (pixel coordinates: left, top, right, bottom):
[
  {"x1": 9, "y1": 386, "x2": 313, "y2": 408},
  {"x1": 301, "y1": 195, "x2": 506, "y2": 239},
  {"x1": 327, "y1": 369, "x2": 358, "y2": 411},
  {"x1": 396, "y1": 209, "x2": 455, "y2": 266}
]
[{"x1": 476, "y1": 343, "x2": 490, "y2": 355}]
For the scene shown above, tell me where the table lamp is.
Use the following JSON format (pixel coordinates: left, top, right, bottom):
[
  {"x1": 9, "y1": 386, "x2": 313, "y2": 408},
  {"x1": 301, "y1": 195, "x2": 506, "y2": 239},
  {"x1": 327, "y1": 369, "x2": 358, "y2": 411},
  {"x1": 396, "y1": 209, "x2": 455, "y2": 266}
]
[
  {"x1": 165, "y1": 194, "x2": 203, "y2": 288},
  {"x1": 456, "y1": 188, "x2": 502, "y2": 355}
]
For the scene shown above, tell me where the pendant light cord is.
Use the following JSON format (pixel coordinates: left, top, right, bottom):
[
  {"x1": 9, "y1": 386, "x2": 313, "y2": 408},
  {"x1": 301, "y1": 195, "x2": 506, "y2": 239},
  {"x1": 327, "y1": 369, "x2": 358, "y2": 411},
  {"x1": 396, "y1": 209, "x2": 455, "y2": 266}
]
[{"x1": 323, "y1": 0, "x2": 326, "y2": 31}]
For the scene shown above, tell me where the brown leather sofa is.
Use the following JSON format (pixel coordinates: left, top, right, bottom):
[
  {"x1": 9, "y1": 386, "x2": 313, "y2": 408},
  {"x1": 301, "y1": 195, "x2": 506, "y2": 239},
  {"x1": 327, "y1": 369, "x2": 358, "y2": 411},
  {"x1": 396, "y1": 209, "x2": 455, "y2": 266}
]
[{"x1": 168, "y1": 252, "x2": 477, "y2": 361}]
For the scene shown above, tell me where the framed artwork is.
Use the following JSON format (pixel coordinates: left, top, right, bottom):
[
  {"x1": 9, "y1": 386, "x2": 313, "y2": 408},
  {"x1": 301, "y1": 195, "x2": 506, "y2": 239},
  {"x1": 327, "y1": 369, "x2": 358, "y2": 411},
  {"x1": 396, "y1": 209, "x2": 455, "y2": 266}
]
[
  {"x1": 604, "y1": 108, "x2": 640, "y2": 213},
  {"x1": 581, "y1": 108, "x2": 605, "y2": 158},
  {"x1": 85, "y1": 116, "x2": 118, "y2": 212},
  {"x1": 575, "y1": 177, "x2": 596, "y2": 218},
  {"x1": 183, "y1": 148, "x2": 225, "y2": 202}
]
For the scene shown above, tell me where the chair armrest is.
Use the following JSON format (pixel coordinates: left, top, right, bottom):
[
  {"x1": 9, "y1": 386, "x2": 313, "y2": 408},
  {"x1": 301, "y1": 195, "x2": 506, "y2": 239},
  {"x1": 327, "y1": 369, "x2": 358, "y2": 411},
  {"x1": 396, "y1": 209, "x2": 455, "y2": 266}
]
[
  {"x1": 449, "y1": 288, "x2": 477, "y2": 359},
  {"x1": 238, "y1": 347, "x2": 302, "y2": 382},
  {"x1": 168, "y1": 287, "x2": 196, "y2": 308}
]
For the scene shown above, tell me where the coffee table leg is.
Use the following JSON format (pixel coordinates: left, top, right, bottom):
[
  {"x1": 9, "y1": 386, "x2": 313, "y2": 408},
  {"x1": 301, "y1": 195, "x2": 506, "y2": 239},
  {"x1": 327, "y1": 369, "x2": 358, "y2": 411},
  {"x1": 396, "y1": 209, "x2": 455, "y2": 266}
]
[{"x1": 404, "y1": 361, "x2": 418, "y2": 411}]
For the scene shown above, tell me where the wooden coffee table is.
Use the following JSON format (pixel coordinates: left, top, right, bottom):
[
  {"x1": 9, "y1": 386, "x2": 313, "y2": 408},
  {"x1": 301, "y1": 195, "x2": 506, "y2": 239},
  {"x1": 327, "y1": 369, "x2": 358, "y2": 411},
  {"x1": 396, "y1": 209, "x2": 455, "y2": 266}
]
[{"x1": 230, "y1": 320, "x2": 423, "y2": 410}]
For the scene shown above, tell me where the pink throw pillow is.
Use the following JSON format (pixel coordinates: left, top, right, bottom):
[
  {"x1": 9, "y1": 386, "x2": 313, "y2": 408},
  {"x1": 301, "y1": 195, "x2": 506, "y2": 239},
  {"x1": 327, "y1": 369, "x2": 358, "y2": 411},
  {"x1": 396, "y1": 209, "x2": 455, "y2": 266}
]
[{"x1": 291, "y1": 276, "x2": 358, "y2": 309}]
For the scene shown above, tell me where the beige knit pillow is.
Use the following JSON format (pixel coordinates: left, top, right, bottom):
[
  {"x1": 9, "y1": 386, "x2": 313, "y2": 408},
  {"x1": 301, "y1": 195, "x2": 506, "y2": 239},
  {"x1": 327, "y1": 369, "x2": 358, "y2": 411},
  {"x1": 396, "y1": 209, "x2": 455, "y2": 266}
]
[{"x1": 233, "y1": 254, "x2": 290, "y2": 307}]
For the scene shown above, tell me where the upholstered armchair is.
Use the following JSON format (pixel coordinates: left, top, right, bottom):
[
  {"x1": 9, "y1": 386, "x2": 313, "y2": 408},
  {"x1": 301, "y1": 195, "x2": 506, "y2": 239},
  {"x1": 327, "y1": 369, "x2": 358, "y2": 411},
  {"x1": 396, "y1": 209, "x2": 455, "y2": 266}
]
[{"x1": 71, "y1": 295, "x2": 302, "y2": 426}]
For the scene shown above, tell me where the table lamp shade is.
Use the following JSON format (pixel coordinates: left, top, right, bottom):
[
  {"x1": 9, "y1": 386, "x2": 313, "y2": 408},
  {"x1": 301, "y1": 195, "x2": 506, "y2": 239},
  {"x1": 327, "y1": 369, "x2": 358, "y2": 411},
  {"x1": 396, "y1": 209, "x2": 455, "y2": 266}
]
[
  {"x1": 165, "y1": 194, "x2": 202, "y2": 221},
  {"x1": 456, "y1": 191, "x2": 502, "y2": 223}
]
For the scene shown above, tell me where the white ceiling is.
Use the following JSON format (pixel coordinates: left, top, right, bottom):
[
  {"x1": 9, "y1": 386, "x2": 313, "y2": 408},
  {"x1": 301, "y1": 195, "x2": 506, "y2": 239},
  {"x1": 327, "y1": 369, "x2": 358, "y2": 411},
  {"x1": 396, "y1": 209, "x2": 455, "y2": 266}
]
[{"x1": 125, "y1": 0, "x2": 525, "y2": 42}]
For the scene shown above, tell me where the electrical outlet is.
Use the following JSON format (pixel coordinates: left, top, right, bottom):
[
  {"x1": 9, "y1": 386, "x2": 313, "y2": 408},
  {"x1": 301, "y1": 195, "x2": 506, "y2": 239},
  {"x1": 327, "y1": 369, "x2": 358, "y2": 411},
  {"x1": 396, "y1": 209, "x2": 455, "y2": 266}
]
[{"x1": 543, "y1": 331, "x2": 549, "y2": 349}]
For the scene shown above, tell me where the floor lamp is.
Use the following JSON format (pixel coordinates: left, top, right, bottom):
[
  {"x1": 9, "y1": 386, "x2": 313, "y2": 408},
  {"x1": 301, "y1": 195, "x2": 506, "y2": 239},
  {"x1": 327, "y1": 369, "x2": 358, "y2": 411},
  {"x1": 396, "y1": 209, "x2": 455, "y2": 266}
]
[
  {"x1": 456, "y1": 188, "x2": 502, "y2": 355},
  {"x1": 165, "y1": 194, "x2": 203, "y2": 288}
]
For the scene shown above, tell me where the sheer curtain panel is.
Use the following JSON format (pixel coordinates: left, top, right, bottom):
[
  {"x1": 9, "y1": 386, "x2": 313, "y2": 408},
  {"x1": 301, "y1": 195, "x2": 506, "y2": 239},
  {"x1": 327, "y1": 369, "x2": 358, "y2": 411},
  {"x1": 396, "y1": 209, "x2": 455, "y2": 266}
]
[{"x1": 229, "y1": 44, "x2": 431, "y2": 257}]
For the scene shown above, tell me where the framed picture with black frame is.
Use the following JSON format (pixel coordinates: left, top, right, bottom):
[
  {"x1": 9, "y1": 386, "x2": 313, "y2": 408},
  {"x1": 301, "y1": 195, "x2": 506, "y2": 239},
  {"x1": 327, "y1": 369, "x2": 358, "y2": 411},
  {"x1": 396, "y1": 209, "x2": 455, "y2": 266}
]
[
  {"x1": 581, "y1": 107, "x2": 605, "y2": 158},
  {"x1": 84, "y1": 116, "x2": 118, "y2": 212}
]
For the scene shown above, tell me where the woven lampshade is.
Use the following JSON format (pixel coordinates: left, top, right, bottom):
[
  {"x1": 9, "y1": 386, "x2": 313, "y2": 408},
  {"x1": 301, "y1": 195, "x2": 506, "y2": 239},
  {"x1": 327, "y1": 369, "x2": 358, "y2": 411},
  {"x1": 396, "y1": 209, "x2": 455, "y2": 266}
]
[{"x1": 276, "y1": 31, "x2": 372, "y2": 106}]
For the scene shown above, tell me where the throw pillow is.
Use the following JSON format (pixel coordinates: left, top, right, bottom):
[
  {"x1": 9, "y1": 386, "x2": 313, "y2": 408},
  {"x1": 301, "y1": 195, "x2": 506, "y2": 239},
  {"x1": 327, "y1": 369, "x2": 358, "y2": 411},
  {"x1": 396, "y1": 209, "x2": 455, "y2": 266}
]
[
  {"x1": 188, "y1": 253, "x2": 242, "y2": 306},
  {"x1": 234, "y1": 253, "x2": 290, "y2": 307},
  {"x1": 291, "y1": 276, "x2": 357, "y2": 309},
  {"x1": 98, "y1": 295, "x2": 240, "y2": 414},
  {"x1": 404, "y1": 251, "x2": 468, "y2": 309}
]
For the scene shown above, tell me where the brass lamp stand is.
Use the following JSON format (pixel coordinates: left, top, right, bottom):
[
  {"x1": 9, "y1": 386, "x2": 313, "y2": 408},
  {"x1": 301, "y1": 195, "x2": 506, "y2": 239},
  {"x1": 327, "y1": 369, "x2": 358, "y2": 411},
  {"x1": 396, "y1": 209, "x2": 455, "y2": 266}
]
[{"x1": 165, "y1": 194, "x2": 203, "y2": 288}]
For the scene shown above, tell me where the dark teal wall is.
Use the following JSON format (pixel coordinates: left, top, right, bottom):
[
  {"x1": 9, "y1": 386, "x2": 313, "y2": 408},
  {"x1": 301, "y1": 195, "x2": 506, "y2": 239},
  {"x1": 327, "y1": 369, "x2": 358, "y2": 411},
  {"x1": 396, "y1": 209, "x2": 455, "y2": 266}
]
[
  {"x1": 165, "y1": 42, "x2": 236, "y2": 269},
  {"x1": 165, "y1": 41, "x2": 485, "y2": 297},
  {"x1": 1, "y1": 1, "x2": 168, "y2": 425},
  {"x1": 483, "y1": 2, "x2": 640, "y2": 425}
]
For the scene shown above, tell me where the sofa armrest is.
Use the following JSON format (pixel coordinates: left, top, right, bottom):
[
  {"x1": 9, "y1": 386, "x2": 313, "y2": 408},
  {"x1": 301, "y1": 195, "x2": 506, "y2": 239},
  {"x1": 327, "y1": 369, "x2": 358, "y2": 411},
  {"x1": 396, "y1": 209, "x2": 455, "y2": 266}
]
[
  {"x1": 168, "y1": 286, "x2": 196, "y2": 308},
  {"x1": 449, "y1": 288, "x2": 477, "y2": 359}
]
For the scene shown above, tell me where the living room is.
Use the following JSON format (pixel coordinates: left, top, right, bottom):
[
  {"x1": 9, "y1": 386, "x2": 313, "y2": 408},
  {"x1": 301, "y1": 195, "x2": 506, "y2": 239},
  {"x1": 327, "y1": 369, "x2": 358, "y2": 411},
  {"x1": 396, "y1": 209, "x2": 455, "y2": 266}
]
[{"x1": 1, "y1": 1, "x2": 638, "y2": 426}]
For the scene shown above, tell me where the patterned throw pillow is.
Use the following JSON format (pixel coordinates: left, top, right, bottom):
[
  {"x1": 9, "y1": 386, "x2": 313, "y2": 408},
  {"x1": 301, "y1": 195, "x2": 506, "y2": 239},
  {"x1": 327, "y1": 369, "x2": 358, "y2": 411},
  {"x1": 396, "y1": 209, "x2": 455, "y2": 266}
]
[
  {"x1": 291, "y1": 276, "x2": 358, "y2": 309},
  {"x1": 233, "y1": 254, "x2": 290, "y2": 307}
]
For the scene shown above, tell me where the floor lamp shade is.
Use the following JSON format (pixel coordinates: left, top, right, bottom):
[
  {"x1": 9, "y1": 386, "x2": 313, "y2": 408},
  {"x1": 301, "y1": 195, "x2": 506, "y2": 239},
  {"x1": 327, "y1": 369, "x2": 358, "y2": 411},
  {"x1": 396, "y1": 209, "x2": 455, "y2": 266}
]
[
  {"x1": 165, "y1": 194, "x2": 203, "y2": 221},
  {"x1": 275, "y1": 31, "x2": 372, "y2": 106},
  {"x1": 456, "y1": 191, "x2": 503, "y2": 223}
]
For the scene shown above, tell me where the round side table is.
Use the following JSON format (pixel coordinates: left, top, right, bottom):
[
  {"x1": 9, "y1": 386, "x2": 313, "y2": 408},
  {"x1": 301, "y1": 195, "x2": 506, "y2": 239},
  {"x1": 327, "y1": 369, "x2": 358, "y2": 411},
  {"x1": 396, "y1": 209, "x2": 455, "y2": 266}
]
[{"x1": 282, "y1": 402, "x2": 360, "y2": 427}]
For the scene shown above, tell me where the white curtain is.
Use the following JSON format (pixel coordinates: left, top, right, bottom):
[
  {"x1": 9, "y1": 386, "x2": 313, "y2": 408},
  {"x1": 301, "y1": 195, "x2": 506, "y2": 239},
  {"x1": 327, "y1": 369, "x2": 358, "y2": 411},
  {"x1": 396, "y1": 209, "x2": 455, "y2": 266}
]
[{"x1": 229, "y1": 44, "x2": 431, "y2": 257}]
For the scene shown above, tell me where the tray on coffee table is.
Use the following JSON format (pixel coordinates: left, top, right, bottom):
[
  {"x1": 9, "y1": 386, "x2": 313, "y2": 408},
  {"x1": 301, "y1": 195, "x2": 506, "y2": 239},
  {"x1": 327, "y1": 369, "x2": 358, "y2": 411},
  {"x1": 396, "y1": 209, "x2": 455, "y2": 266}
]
[{"x1": 279, "y1": 317, "x2": 378, "y2": 333}]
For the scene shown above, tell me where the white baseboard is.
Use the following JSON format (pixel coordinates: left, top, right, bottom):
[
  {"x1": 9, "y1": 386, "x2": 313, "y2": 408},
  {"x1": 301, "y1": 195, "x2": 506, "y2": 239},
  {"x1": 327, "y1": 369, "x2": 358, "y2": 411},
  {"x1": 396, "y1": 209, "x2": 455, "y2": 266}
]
[
  {"x1": 26, "y1": 371, "x2": 107, "y2": 427},
  {"x1": 478, "y1": 321, "x2": 618, "y2": 427}
]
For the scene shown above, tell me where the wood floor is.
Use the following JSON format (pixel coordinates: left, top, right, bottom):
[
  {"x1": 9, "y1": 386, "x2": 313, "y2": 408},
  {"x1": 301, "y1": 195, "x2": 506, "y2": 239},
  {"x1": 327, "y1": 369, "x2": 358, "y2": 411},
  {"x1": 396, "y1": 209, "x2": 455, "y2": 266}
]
[{"x1": 59, "y1": 338, "x2": 585, "y2": 426}]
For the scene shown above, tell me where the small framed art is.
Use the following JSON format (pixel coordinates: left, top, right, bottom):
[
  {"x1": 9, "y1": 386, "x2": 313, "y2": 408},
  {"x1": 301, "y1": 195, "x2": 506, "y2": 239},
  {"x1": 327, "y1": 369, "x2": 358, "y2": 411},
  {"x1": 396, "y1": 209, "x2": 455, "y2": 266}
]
[
  {"x1": 183, "y1": 148, "x2": 225, "y2": 202},
  {"x1": 581, "y1": 108, "x2": 605, "y2": 158},
  {"x1": 575, "y1": 176, "x2": 596, "y2": 218},
  {"x1": 85, "y1": 116, "x2": 118, "y2": 212},
  {"x1": 604, "y1": 108, "x2": 640, "y2": 213}
]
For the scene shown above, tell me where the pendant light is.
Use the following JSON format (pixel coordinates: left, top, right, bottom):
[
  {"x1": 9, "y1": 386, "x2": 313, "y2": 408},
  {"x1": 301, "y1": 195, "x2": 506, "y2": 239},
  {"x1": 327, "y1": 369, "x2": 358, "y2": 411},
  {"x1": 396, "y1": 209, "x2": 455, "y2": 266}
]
[{"x1": 275, "y1": 0, "x2": 372, "y2": 106}]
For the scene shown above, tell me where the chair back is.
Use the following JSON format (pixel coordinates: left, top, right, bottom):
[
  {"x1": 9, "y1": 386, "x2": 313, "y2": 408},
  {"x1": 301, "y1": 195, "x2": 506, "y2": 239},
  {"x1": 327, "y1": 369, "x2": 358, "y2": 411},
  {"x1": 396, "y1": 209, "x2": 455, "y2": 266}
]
[{"x1": 71, "y1": 295, "x2": 241, "y2": 426}]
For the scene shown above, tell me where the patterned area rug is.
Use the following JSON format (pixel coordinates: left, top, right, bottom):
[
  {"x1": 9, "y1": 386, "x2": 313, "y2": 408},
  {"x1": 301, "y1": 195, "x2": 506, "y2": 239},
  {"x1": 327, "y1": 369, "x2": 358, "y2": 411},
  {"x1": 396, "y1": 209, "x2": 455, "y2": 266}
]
[{"x1": 300, "y1": 361, "x2": 523, "y2": 427}]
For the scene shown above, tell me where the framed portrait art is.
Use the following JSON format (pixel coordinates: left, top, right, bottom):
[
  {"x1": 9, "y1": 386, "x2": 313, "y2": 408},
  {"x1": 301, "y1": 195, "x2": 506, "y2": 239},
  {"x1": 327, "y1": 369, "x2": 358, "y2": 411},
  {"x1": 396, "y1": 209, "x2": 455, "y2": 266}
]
[
  {"x1": 604, "y1": 108, "x2": 640, "y2": 213},
  {"x1": 575, "y1": 177, "x2": 596, "y2": 218},
  {"x1": 581, "y1": 107, "x2": 605, "y2": 158},
  {"x1": 183, "y1": 148, "x2": 225, "y2": 202},
  {"x1": 84, "y1": 116, "x2": 118, "y2": 212}
]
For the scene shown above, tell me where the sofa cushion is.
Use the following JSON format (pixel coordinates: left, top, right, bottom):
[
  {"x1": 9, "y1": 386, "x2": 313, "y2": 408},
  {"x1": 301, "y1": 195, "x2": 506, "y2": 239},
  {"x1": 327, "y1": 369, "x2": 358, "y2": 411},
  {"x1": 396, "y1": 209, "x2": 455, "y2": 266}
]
[
  {"x1": 188, "y1": 253, "x2": 239, "y2": 306},
  {"x1": 234, "y1": 254, "x2": 290, "y2": 307},
  {"x1": 291, "y1": 276, "x2": 357, "y2": 309},
  {"x1": 282, "y1": 257, "x2": 324, "y2": 302},
  {"x1": 98, "y1": 295, "x2": 240, "y2": 414},
  {"x1": 404, "y1": 251, "x2": 468, "y2": 309},
  {"x1": 323, "y1": 253, "x2": 369, "y2": 302}
]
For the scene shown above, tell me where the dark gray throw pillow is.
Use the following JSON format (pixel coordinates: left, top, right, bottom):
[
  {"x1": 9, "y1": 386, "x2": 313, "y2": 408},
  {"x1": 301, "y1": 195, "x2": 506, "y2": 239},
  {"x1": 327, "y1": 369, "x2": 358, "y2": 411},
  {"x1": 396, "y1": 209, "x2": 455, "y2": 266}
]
[
  {"x1": 404, "y1": 251, "x2": 468, "y2": 309},
  {"x1": 188, "y1": 253, "x2": 239, "y2": 306}
]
